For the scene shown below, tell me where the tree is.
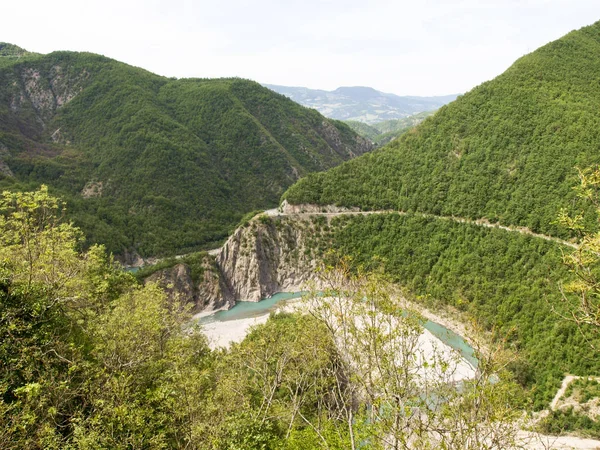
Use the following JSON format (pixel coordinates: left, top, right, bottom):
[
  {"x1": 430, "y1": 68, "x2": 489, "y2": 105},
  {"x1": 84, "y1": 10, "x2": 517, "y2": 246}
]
[
  {"x1": 558, "y1": 166, "x2": 600, "y2": 329},
  {"x1": 207, "y1": 312, "x2": 353, "y2": 449},
  {"x1": 0, "y1": 186, "x2": 215, "y2": 448}
]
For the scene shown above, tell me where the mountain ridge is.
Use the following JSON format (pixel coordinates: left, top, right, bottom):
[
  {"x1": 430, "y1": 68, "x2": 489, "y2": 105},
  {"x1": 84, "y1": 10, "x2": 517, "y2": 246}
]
[
  {"x1": 0, "y1": 45, "x2": 372, "y2": 257},
  {"x1": 264, "y1": 83, "x2": 458, "y2": 124},
  {"x1": 284, "y1": 20, "x2": 600, "y2": 239}
]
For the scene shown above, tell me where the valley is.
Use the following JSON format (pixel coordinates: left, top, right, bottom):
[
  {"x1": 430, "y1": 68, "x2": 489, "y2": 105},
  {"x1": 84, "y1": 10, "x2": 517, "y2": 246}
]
[
  {"x1": 140, "y1": 198, "x2": 589, "y2": 409},
  {"x1": 4, "y1": 14, "x2": 600, "y2": 450}
]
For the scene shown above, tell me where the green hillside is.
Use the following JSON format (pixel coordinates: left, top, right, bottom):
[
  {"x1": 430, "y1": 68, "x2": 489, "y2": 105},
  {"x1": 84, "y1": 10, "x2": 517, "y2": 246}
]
[
  {"x1": 344, "y1": 120, "x2": 381, "y2": 141},
  {"x1": 286, "y1": 21, "x2": 600, "y2": 238},
  {"x1": 0, "y1": 43, "x2": 39, "y2": 68},
  {"x1": 0, "y1": 45, "x2": 371, "y2": 257},
  {"x1": 283, "y1": 21, "x2": 600, "y2": 409},
  {"x1": 326, "y1": 213, "x2": 596, "y2": 407}
]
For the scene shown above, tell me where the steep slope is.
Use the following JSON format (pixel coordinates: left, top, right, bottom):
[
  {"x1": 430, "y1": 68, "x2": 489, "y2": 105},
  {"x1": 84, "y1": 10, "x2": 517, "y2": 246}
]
[
  {"x1": 285, "y1": 21, "x2": 600, "y2": 238},
  {"x1": 265, "y1": 84, "x2": 457, "y2": 123},
  {"x1": 0, "y1": 45, "x2": 372, "y2": 257}
]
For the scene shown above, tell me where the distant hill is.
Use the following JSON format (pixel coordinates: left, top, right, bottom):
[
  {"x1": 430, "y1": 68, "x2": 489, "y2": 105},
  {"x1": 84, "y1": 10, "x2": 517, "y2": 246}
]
[
  {"x1": 345, "y1": 111, "x2": 436, "y2": 146},
  {"x1": 0, "y1": 44, "x2": 372, "y2": 257},
  {"x1": 264, "y1": 84, "x2": 457, "y2": 124},
  {"x1": 0, "y1": 43, "x2": 40, "y2": 68}
]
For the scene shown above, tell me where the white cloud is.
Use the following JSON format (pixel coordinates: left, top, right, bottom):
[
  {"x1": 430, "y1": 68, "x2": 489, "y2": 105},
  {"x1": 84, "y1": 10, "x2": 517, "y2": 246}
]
[{"x1": 2, "y1": 0, "x2": 599, "y2": 95}]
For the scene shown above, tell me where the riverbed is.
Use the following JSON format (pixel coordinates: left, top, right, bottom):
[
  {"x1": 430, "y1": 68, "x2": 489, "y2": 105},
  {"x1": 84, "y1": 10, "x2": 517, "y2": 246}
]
[{"x1": 197, "y1": 292, "x2": 478, "y2": 379}]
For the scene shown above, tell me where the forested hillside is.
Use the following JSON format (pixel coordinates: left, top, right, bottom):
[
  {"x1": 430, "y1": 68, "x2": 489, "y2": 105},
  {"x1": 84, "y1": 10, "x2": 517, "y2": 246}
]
[
  {"x1": 0, "y1": 187, "x2": 524, "y2": 448},
  {"x1": 281, "y1": 20, "x2": 600, "y2": 415},
  {"x1": 326, "y1": 213, "x2": 597, "y2": 408},
  {"x1": 285, "y1": 21, "x2": 600, "y2": 238},
  {"x1": 0, "y1": 46, "x2": 371, "y2": 257}
]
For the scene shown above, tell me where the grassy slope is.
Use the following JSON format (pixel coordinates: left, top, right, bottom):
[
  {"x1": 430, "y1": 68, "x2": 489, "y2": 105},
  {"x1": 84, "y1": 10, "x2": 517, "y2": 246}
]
[{"x1": 0, "y1": 48, "x2": 370, "y2": 256}]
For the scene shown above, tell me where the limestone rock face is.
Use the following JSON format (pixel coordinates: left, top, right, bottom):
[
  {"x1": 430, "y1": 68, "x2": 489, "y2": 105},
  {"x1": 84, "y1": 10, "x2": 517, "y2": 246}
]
[
  {"x1": 144, "y1": 214, "x2": 327, "y2": 313},
  {"x1": 9, "y1": 65, "x2": 88, "y2": 129},
  {"x1": 216, "y1": 215, "x2": 322, "y2": 302},
  {"x1": 196, "y1": 257, "x2": 235, "y2": 312}
]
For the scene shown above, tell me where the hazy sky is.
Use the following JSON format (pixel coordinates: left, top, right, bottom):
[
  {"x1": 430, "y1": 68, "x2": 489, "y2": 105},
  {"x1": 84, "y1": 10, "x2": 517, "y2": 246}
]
[{"x1": 3, "y1": 0, "x2": 599, "y2": 95}]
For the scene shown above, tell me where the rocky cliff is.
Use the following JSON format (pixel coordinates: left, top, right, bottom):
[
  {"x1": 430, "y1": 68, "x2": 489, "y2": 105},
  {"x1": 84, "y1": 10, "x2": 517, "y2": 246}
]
[
  {"x1": 4, "y1": 62, "x2": 89, "y2": 136},
  {"x1": 144, "y1": 212, "x2": 334, "y2": 311},
  {"x1": 215, "y1": 214, "x2": 329, "y2": 302}
]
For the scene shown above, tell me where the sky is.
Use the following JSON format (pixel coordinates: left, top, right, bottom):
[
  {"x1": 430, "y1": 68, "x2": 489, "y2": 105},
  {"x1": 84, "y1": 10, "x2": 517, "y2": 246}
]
[{"x1": 3, "y1": 0, "x2": 599, "y2": 96}]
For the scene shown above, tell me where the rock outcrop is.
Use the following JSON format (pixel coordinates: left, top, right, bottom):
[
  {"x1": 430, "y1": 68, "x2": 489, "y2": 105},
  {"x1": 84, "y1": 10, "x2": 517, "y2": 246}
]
[
  {"x1": 143, "y1": 212, "x2": 333, "y2": 312},
  {"x1": 118, "y1": 250, "x2": 158, "y2": 269},
  {"x1": 146, "y1": 263, "x2": 195, "y2": 305},
  {"x1": 9, "y1": 65, "x2": 88, "y2": 129},
  {"x1": 216, "y1": 214, "x2": 326, "y2": 302},
  {"x1": 196, "y1": 257, "x2": 236, "y2": 311}
]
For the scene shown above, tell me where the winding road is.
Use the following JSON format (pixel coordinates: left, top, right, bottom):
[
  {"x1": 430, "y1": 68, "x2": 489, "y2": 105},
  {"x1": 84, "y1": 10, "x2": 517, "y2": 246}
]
[{"x1": 261, "y1": 206, "x2": 579, "y2": 249}]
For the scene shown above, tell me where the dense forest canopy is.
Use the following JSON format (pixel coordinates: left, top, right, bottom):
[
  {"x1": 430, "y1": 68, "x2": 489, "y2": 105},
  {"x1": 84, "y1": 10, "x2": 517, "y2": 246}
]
[
  {"x1": 324, "y1": 213, "x2": 599, "y2": 408},
  {"x1": 279, "y1": 20, "x2": 600, "y2": 418},
  {"x1": 0, "y1": 46, "x2": 371, "y2": 257},
  {"x1": 4, "y1": 16, "x2": 600, "y2": 447},
  {"x1": 285, "y1": 21, "x2": 600, "y2": 239}
]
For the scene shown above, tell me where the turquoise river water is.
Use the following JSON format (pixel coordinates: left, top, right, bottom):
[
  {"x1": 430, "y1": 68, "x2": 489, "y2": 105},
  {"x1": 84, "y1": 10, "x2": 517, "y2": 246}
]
[{"x1": 198, "y1": 292, "x2": 478, "y2": 368}]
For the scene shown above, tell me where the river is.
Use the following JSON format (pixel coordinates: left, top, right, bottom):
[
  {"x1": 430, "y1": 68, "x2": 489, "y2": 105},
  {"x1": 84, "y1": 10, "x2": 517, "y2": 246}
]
[{"x1": 197, "y1": 291, "x2": 477, "y2": 368}]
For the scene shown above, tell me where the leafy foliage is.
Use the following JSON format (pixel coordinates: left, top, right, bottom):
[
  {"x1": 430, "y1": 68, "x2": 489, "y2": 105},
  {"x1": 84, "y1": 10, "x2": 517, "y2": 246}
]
[
  {"x1": 564, "y1": 378, "x2": 600, "y2": 404},
  {"x1": 0, "y1": 187, "x2": 525, "y2": 448},
  {"x1": 539, "y1": 407, "x2": 600, "y2": 438},
  {"x1": 0, "y1": 187, "x2": 214, "y2": 448}
]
